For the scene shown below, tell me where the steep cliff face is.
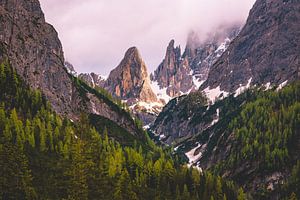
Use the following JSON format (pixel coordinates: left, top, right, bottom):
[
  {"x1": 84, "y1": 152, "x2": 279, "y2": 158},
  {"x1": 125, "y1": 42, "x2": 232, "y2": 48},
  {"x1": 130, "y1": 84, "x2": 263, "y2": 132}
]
[
  {"x1": 201, "y1": 0, "x2": 300, "y2": 93},
  {"x1": 0, "y1": 0, "x2": 147, "y2": 143},
  {"x1": 64, "y1": 48, "x2": 163, "y2": 126},
  {"x1": 0, "y1": 0, "x2": 76, "y2": 116}
]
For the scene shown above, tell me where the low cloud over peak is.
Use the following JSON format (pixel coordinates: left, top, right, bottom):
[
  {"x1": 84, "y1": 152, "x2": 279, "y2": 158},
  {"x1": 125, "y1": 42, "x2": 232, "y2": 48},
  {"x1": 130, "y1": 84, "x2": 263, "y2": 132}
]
[{"x1": 40, "y1": 0, "x2": 256, "y2": 75}]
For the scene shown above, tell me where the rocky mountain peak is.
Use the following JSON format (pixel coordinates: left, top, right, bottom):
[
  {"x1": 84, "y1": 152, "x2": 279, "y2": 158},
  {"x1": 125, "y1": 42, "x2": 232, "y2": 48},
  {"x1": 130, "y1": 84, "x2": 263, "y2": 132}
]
[
  {"x1": 150, "y1": 39, "x2": 193, "y2": 97},
  {"x1": 123, "y1": 46, "x2": 142, "y2": 62},
  {"x1": 167, "y1": 39, "x2": 181, "y2": 54},
  {"x1": 105, "y1": 47, "x2": 157, "y2": 103},
  {"x1": 151, "y1": 25, "x2": 241, "y2": 99}
]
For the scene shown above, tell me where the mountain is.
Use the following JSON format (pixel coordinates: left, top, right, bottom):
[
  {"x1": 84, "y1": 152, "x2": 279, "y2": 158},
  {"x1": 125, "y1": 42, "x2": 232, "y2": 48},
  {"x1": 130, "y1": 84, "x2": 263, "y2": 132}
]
[
  {"x1": 200, "y1": 0, "x2": 300, "y2": 94},
  {"x1": 0, "y1": 0, "x2": 149, "y2": 145},
  {"x1": 150, "y1": 25, "x2": 241, "y2": 98},
  {"x1": 151, "y1": 0, "x2": 300, "y2": 198}
]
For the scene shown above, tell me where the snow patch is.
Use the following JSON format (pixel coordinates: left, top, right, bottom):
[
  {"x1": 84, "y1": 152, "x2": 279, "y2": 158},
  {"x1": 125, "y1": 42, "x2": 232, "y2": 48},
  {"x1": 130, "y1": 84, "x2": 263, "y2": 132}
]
[
  {"x1": 185, "y1": 144, "x2": 202, "y2": 167},
  {"x1": 264, "y1": 82, "x2": 271, "y2": 91},
  {"x1": 277, "y1": 80, "x2": 288, "y2": 91},
  {"x1": 159, "y1": 134, "x2": 166, "y2": 140},
  {"x1": 143, "y1": 125, "x2": 150, "y2": 130},
  {"x1": 150, "y1": 81, "x2": 172, "y2": 104},
  {"x1": 203, "y1": 86, "x2": 229, "y2": 103},
  {"x1": 174, "y1": 145, "x2": 182, "y2": 152},
  {"x1": 192, "y1": 74, "x2": 205, "y2": 89},
  {"x1": 66, "y1": 67, "x2": 77, "y2": 77},
  {"x1": 216, "y1": 38, "x2": 230, "y2": 52},
  {"x1": 89, "y1": 74, "x2": 95, "y2": 87},
  {"x1": 130, "y1": 101, "x2": 164, "y2": 115},
  {"x1": 211, "y1": 108, "x2": 220, "y2": 126},
  {"x1": 234, "y1": 78, "x2": 252, "y2": 97}
]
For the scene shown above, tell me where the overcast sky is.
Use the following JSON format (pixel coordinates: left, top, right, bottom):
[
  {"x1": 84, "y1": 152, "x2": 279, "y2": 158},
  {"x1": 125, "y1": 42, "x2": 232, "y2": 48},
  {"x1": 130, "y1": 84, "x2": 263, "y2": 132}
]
[{"x1": 40, "y1": 0, "x2": 256, "y2": 75}]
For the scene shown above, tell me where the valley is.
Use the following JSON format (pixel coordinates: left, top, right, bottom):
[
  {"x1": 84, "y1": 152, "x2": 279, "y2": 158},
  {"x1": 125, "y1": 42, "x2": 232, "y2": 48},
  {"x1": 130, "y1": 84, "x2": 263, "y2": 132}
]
[{"x1": 0, "y1": 0, "x2": 299, "y2": 199}]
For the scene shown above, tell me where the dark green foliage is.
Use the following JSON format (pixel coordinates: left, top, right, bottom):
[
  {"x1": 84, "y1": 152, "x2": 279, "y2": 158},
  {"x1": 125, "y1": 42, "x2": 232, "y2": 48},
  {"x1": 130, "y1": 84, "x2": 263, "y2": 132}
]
[
  {"x1": 197, "y1": 83, "x2": 300, "y2": 199},
  {"x1": 0, "y1": 59, "x2": 48, "y2": 118},
  {"x1": 218, "y1": 83, "x2": 300, "y2": 171},
  {"x1": 89, "y1": 114, "x2": 152, "y2": 150},
  {"x1": 0, "y1": 142, "x2": 36, "y2": 199}
]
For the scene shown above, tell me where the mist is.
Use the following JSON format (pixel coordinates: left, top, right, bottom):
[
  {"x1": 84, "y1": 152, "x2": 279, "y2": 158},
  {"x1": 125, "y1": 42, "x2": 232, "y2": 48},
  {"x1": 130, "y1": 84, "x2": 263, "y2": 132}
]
[{"x1": 40, "y1": 0, "x2": 256, "y2": 75}]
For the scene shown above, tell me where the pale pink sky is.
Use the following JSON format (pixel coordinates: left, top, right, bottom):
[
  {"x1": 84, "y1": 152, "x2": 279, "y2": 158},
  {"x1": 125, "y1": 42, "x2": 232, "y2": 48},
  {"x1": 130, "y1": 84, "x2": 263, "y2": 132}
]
[{"x1": 40, "y1": 0, "x2": 256, "y2": 75}]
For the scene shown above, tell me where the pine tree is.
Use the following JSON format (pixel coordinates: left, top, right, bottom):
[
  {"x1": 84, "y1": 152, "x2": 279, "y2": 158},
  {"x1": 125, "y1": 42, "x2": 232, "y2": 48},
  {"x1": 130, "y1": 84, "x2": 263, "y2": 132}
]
[
  {"x1": 182, "y1": 184, "x2": 190, "y2": 200},
  {"x1": 237, "y1": 188, "x2": 246, "y2": 200},
  {"x1": 0, "y1": 142, "x2": 36, "y2": 199},
  {"x1": 215, "y1": 176, "x2": 223, "y2": 200},
  {"x1": 175, "y1": 185, "x2": 181, "y2": 200},
  {"x1": 66, "y1": 141, "x2": 89, "y2": 200},
  {"x1": 289, "y1": 192, "x2": 298, "y2": 200},
  {"x1": 114, "y1": 169, "x2": 138, "y2": 200}
]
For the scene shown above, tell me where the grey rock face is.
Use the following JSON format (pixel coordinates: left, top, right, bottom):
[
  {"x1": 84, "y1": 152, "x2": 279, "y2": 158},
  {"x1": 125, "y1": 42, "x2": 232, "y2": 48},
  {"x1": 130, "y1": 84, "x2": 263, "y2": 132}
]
[
  {"x1": 0, "y1": 0, "x2": 77, "y2": 116},
  {"x1": 201, "y1": 0, "x2": 300, "y2": 92},
  {"x1": 0, "y1": 0, "x2": 144, "y2": 139}
]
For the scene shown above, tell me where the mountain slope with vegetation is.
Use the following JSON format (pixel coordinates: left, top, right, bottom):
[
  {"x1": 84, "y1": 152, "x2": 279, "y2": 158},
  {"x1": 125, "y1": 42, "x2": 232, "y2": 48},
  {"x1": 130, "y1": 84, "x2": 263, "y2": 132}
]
[
  {"x1": 164, "y1": 83, "x2": 300, "y2": 199},
  {"x1": 0, "y1": 59, "x2": 246, "y2": 200},
  {"x1": 204, "y1": 83, "x2": 300, "y2": 199}
]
